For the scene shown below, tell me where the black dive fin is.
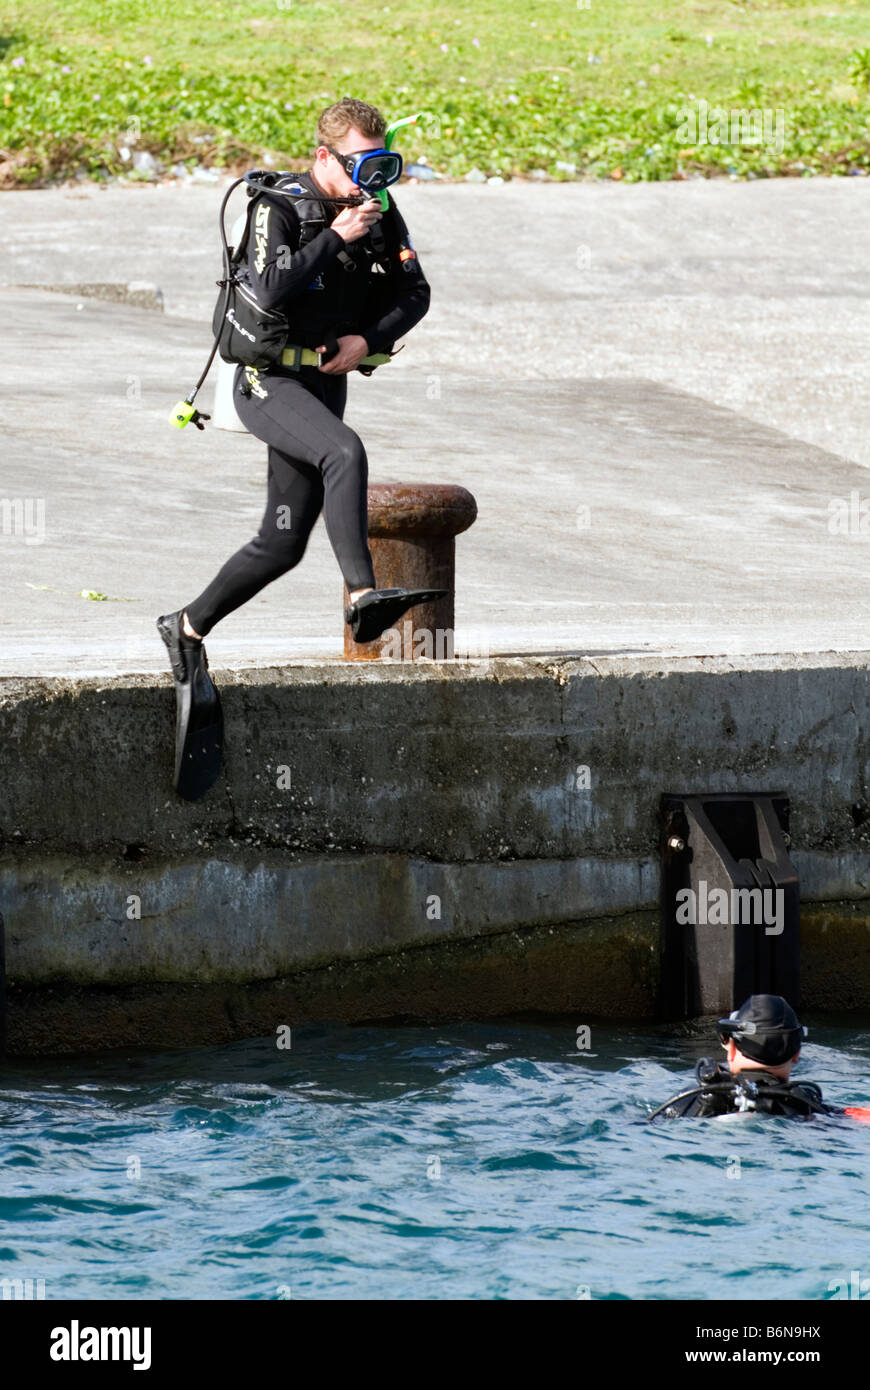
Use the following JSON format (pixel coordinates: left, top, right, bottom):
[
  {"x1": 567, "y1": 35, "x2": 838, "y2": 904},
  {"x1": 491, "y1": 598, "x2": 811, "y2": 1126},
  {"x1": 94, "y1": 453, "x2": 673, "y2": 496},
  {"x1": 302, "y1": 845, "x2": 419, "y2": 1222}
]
[
  {"x1": 344, "y1": 587, "x2": 449, "y2": 645},
  {"x1": 157, "y1": 613, "x2": 224, "y2": 801}
]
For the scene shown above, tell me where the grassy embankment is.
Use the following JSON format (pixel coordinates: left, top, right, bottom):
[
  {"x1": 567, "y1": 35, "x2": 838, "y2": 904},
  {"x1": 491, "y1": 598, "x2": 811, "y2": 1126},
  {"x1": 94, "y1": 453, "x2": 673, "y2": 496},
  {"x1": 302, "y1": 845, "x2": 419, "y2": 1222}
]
[{"x1": 1, "y1": 0, "x2": 869, "y2": 186}]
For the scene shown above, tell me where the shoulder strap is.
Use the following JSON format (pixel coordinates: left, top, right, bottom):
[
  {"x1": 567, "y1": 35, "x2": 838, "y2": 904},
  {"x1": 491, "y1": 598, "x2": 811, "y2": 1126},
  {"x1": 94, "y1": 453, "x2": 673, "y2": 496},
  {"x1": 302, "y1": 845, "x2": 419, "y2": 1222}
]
[
  {"x1": 230, "y1": 195, "x2": 260, "y2": 269},
  {"x1": 230, "y1": 174, "x2": 311, "y2": 269}
]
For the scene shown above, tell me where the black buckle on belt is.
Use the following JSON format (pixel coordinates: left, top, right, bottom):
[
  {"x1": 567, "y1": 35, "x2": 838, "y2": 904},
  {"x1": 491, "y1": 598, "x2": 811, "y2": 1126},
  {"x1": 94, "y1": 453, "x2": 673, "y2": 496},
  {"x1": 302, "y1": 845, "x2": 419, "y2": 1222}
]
[{"x1": 319, "y1": 331, "x2": 340, "y2": 366}]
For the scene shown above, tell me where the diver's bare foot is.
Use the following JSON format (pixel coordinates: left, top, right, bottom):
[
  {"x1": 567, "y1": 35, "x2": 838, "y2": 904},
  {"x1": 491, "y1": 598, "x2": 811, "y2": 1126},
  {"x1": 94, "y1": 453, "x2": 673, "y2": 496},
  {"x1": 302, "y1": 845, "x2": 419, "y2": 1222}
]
[{"x1": 182, "y1": 610, "x2": 203, "y2": 640}]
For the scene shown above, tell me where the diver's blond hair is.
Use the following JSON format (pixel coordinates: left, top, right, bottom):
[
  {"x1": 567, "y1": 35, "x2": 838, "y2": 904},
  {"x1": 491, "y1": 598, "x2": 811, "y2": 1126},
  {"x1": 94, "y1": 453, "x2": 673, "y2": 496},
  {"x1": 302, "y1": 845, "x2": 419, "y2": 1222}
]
[{"x1": 316, "y1": 98, "x2": 386, "y2": 149}]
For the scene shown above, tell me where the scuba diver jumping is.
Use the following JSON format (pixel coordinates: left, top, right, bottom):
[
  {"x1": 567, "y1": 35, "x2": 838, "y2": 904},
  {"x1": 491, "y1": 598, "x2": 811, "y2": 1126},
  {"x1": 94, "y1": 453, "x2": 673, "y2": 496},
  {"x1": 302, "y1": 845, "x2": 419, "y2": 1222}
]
[
  {"x1": 649, "y1": 994, "x2": 870, "y2": 1122},
  {"x1": 158, "y1": 98, "x2": 445, "y2": 799}
]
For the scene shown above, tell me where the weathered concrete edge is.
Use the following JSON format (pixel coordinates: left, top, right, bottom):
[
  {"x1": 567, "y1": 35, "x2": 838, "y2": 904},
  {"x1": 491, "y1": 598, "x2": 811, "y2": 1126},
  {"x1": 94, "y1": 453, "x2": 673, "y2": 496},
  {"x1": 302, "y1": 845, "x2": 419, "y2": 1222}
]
[
  {"x1": 4, "y1": 648, "x2": 870, "y2": 1052},
  {"x1": 2, "y1": 851, "x2": 657, "y2": 984},
  {"x1": 5, "y1": 910, "x2": 662, "y2": 1055},
  {"x1": 2, "y1": 647, "x2": 867, "y2": 690},
  {"x1": 4, "y1": 650, "x2": 870, "y2": 866},
  {"x1": 2, "y1": 847, "x2": 868, "y2": 987},
  {"x1": 7, "y1": 902, "x2": 870, "y2": 1055}
]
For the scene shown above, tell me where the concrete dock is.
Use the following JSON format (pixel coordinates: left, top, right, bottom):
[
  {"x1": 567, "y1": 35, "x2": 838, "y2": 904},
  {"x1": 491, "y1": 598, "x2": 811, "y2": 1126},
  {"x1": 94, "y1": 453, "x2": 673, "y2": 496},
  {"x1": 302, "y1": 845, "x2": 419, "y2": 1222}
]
[{"x1": 1, "y1": 178, "x2": 869, "y2": 1050}]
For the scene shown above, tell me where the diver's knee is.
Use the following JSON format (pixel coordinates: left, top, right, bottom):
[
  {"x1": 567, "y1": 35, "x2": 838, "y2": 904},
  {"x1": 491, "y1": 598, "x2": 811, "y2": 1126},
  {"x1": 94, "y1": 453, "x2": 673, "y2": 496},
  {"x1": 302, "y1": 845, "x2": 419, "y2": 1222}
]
[
  {"x1": 324, "y1": 433, "x2": 366, "y2": 478},
  {"x1": 249, "y1": 533, "x2": 307, "y2": 577}
]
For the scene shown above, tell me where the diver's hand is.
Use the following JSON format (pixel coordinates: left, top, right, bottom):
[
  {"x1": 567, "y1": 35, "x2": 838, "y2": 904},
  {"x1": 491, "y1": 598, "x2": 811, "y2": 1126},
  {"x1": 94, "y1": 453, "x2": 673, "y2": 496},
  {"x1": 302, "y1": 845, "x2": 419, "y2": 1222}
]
[
  {"x1": 316, "y1": 334, "x2": 370, "y2": 375},
  {"x1": 330, "y1": 198, "x2": 382, "y2": 244}
]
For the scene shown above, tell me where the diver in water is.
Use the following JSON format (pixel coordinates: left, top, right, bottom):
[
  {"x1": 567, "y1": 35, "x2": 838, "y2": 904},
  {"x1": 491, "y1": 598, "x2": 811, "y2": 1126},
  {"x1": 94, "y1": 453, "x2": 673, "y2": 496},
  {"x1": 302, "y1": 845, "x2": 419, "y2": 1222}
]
[
  {"x1": 648, "y1": 994, "x2": 834, "y2": 1120},
  {"x1": 157, "y1": 97, "x2": 444, "y2": 798}
]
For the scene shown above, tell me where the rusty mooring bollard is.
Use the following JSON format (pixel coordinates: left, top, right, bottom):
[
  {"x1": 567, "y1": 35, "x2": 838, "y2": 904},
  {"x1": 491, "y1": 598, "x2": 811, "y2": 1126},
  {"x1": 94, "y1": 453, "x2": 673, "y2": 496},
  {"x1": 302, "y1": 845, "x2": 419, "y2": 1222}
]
[{"x1": 343, "y1": 482, "x2": 478, "y2": 661}]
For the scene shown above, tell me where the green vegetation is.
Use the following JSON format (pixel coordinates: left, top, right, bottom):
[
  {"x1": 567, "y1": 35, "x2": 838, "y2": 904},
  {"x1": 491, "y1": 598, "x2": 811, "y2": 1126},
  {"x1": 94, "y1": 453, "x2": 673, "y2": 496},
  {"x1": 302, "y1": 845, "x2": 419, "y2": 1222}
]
[{"x1": 1, "y1": 0, "x2": 869, "y2": 186}]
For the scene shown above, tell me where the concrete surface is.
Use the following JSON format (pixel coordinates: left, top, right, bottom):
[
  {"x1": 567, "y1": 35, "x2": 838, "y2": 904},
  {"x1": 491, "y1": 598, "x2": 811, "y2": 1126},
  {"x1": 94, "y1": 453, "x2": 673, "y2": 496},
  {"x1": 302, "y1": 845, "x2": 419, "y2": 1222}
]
[
  {"x1": 3, "y1": 288, "x2": 870, "y2": 674},
  {"x1": 2, "y1": 177, "x2": 867, "y2": 460},
  {"x1": 1, "y1": 178, "x2": 868, "y2": 675}
]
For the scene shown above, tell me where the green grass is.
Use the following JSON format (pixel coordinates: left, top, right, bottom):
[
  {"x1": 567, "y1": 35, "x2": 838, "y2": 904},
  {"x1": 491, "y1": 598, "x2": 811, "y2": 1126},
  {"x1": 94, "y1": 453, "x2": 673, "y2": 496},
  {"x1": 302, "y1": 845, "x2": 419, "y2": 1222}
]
[{"x1": 1, "y1": 0, "x2": 869, "y2": 185}]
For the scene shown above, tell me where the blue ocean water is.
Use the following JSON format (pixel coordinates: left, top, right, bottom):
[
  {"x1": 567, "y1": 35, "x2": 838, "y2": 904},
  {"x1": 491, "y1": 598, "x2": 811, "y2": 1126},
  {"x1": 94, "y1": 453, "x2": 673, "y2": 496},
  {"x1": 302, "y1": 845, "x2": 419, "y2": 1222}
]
[{"x1": 1, "y1": 1020, "x2": 869, "y2": 1301}]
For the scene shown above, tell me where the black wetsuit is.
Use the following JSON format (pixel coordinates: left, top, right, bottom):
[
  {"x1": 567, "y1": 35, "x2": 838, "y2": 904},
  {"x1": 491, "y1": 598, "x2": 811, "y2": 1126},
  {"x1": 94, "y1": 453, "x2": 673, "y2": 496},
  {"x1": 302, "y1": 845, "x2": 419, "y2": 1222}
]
[
  {"x1": 649, "y1": 1059, "x2": 834, "y2": 1121},
  {"x1": 185, "y1": 175, "x2": 430, "y2": 637}
]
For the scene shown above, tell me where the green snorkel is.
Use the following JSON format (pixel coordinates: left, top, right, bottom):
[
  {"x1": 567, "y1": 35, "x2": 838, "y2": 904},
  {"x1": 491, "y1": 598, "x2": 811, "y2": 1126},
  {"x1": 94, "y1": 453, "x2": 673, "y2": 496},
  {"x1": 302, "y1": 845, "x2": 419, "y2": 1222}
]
[{"x1": 379, "y1": 112, "x2": 422, "y2": 208}]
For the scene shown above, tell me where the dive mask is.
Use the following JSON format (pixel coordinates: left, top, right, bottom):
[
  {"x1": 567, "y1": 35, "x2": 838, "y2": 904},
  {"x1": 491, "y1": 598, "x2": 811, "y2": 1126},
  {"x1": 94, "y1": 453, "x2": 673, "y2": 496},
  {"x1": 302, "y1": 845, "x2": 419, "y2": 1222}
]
[{"x1": 326, "y1": 145, "x2": 403, "y2": 193}]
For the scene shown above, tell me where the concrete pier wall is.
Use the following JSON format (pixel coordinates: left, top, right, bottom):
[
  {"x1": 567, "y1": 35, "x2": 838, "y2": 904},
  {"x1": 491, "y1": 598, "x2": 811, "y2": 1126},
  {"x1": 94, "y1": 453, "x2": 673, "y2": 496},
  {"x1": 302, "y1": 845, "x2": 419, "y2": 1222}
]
[{"x1": 3, "y1": 651, "x2": 870, "y2": 1051}]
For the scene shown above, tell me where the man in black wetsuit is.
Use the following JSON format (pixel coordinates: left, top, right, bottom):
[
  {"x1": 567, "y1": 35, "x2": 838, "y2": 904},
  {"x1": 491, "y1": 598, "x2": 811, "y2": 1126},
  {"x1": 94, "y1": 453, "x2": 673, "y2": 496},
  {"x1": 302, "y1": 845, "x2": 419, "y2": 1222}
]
[
  {"x1": 649, "y1": 995, "x2": 833, "y2": 1120},
  {"x1": 157, "y1": 98, "x2": 443, "y2": 798}
]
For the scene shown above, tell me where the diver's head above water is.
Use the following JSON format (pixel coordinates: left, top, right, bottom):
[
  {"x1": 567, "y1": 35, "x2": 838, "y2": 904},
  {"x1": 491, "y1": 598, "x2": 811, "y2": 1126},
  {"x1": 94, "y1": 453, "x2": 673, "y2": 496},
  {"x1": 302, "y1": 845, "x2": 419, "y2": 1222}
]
[
  {"x1": 717, "y1": 994, "x2": 806, "y2": 1081},
  {"x1": 648, "y1": 993, "x2": 827, "y2": 1121}
]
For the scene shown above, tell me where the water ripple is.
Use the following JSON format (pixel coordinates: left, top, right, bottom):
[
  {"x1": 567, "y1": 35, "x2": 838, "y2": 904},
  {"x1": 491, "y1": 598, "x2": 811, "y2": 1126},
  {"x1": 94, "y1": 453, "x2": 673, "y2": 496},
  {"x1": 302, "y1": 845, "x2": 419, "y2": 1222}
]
[{"x1": 1, "y1": 1020, "x2": 868, "y2": 1298}]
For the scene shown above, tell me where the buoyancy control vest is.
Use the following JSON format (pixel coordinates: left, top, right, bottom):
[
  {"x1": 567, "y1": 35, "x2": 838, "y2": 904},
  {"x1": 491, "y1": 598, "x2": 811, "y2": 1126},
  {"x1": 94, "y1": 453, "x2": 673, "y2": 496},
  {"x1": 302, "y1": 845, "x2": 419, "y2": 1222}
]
[
  {"x1": 171, "y1": 165, "x2": 420, "y2": 429},
  {"x1": 212, "y1": 170, "x2": 395, "y2": 369},
  {"x1": 648, "y1": 1059, "x2": 833, "y2": 1121}
]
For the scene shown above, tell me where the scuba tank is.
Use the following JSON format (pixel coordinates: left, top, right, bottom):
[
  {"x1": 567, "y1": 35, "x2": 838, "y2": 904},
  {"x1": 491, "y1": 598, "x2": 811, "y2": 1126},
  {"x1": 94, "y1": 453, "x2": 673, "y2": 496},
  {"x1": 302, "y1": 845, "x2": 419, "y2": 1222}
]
[{"x1": 211, "y1": 170, "x2": 368, "y2": 370}]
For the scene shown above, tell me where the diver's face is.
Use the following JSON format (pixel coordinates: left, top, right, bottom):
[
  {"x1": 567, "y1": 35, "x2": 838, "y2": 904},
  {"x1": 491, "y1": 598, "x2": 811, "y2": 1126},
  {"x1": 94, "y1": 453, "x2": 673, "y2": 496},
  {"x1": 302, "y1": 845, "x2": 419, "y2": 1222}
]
[{"x1": 314, "y1": 128, "x2": 384, "y2": 197}]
